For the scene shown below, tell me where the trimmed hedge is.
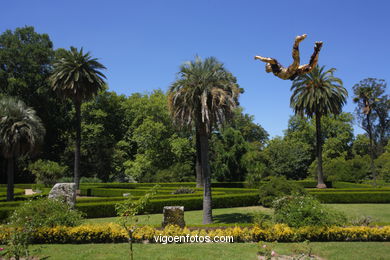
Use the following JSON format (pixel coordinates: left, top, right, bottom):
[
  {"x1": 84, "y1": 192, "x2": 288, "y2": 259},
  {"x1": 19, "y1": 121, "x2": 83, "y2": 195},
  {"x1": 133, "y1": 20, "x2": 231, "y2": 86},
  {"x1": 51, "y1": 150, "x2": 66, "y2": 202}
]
[
  {"x1": 308, "y1": 188, "x2": 390, "y2": 193},
  {"x1": 312, "y1": 192, "x2": 390, "y2": 203},
  {"x1": 1, "y1": 224, "x2": 389, "y2": 244},
  {"x1": 76, "y1": 193, "x2": 259, "y2": 218}
]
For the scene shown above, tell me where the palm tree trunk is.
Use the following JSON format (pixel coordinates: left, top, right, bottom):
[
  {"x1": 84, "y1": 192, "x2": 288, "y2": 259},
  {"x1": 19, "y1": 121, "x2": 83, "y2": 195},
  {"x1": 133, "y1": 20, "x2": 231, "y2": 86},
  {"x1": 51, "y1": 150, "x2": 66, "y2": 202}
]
[
  {"x1": 315, "y1": 114, "x2": 326, "y2": 189},
  {"x1": 366, "y1": 113, "x2": 377, "y2": 186},
  {"x1": 74, "y1": 101, "x2": 81, "y2": 189},
  {"x1": 195, "y1": 131, "x2": 203, "y2": 188},
  {"x1": 199, "y1": 125, "x2": 212, "y2": 224},
  {"x1": 6, "y1": 157, "x2": 14, "y2": 201}
]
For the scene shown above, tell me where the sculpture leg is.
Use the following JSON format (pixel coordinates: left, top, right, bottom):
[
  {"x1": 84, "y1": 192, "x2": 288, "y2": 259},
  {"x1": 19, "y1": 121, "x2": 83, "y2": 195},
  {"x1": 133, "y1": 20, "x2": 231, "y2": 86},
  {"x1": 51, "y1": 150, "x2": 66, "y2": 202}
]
[
  {"x1": 254, "y1": 56, "x2": 277, "y2": 64},
  {"x1": 291, "y1": 34, "x2": 307, "y2": 68},
  {"x1": 298, "y1": 41, "x2": 323, "y2": 74},
  {"x1": 309, "y1": 41, "x2": 323, "y2": 67}
]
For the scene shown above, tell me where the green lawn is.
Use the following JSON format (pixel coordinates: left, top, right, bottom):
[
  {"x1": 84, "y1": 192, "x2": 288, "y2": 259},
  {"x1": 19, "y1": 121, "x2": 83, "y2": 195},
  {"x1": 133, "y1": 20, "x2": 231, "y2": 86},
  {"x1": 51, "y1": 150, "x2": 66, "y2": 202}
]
[
  {"x1": 84, "y1": 204, "x2": 390, "y2": 226},
  {"x1": 328, "y1": 204, "x2": 390, "y2": 225},
  {"x1": 18, "y1": 242, "x2": 390, "y2": 260}
]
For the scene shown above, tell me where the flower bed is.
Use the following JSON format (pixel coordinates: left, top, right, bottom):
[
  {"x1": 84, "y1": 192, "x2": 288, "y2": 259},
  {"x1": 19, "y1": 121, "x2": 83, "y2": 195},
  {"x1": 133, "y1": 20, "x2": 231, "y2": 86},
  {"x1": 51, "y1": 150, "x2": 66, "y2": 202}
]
[{"x1": 1, "y1": 224, "x2": 389, "y2": 244}]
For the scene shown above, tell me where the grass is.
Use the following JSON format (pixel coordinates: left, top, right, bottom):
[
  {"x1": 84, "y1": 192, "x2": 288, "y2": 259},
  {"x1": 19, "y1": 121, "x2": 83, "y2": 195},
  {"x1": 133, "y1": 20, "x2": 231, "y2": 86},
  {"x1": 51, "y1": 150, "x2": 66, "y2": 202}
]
[
  {"x1": 15, "y1": 242, "x2": 390, "y2": 260},
  {"x1": 83, "y1": 206, "x2": 272, "y2": 226},
  {"x1": 328, "y1": 204, "x2": 390, "y2": 225},
  {"x1": 84, "y1": 204, "x2": 390, "y2": 226}
]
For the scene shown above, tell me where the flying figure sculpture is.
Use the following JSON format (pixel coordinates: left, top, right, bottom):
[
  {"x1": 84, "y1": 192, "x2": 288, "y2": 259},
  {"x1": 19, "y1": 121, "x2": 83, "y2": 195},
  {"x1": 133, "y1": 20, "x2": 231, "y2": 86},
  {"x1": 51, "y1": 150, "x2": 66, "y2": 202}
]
[{"x1": 254, "y1": 34, "x2": 323, "y2": 80}]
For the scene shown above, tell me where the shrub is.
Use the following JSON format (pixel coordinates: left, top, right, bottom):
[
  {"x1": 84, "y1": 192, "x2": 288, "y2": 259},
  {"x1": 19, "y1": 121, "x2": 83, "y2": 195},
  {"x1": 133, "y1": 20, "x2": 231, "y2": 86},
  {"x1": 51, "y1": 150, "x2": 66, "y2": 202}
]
[
  {"x1": 273, "y1": 195, "x2": 347, "y2": 228},
  {"x1": 251, "y1": 211, "x2": 272, "y2": 228},
  {"x1": 8, "y1": 198, "x2": 84, "y2": 228},
  {"x1": 28, "y1": 159, "x2": 68, "y2": 187},
  {"x1": 171, "y1": 187, "x2": 195, "y2": 194},
  {"x1": 258, "y1": 176, "x2": 306, "y2": 207},
  {"x1": 1, "y1": 224, "x2": 389, "y2": 244}
]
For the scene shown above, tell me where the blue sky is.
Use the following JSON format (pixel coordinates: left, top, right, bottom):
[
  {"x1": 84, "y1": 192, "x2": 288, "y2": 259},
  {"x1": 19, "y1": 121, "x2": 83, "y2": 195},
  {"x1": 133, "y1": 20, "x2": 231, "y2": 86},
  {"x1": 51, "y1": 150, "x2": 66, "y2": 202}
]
[{"x1": 1, "y1": 1, "x2": 389, "y2": 137}]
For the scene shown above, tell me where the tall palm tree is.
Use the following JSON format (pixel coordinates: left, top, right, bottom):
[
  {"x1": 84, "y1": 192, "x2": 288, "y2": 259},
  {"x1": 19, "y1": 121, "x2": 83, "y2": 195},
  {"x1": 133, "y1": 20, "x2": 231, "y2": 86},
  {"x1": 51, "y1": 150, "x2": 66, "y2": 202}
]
[
  {"x1": 290, "y1": 65, "x2": 347, "y2": 188},
  {"x1": 50, "y1": 47, "x2": 106, "y2": 188},
  {"x1": 352, "y1": 83, "x2": 379, "y2": 185},
  {"x1": 0, "y1": 97, "x2": 45, "y2": 201},
  {"x1": 168, "y1": 56, "x2": 240, "y2": 224}
]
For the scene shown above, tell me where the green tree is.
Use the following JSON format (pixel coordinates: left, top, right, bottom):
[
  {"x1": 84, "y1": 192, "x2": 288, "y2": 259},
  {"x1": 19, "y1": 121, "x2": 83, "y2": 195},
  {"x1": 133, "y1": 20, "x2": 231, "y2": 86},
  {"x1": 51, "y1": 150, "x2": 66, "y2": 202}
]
[
  {"x1": 210, "y1": 127, "x2": 249, "y2": 181},
  {"x1": 353, "y1": 78, "x2": 389, "y2": 185},
  {"x1": 0, "y1": 97, "x2": 45, "y2": 200},
  {"x1": 290, "y1": 65, "x2": 347, "y2": 188},
  {"x1": 28, "y1": 159, "x2": 68, "y2": 187},
  {"x1": 0, "y1": 26, "x2": 71, "y2": 171},
  {"x1": 50, "y1": 47, "x2": 106, "y2": 188},
  {"x1": 264, "y1": 137, "x2": 311, "y2": 179},
  {"x1": 168, "y1": 56, "x2": 240, "y2": 224}
]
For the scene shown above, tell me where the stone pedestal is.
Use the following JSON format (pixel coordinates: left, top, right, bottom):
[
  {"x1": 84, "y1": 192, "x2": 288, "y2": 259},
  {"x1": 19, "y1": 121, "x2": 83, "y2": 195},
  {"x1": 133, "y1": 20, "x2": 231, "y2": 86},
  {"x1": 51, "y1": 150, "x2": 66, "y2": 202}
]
[
  {"x1": 48, "y1": 183, "x2": 77, "y2": 208},
  {"x1": 162, "y1": 206, "x2": 185, "y2": 228}
]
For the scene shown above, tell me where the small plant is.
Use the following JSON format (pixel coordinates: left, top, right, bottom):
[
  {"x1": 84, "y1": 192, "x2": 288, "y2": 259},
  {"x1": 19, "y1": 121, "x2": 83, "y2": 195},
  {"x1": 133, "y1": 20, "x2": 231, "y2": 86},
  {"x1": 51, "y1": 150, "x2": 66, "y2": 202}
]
[
  {"x1": 258, "y1": 176, "x2": 306, "y2": 207},
  {"x1": 171, "y1": 187, "x2": 195, "y2": 194},
  {"x1": 257, "y1": 241, "x2": 277, "y2": 260},
  {"x1": 350, "y1": 215, "x2": 374, "y2": 226},
  {"x1": 251, "y1": 211, "x2": 273, "y2": 228},
  {"x1": 273, "y1": 194, "x2": 347, "y2": 228},
  {"x1": 115, "y1": 185, "x2": 159, "y2": 260},
  {"x1": 292, "y1": 240, "x2": 314, "y2": 259}
]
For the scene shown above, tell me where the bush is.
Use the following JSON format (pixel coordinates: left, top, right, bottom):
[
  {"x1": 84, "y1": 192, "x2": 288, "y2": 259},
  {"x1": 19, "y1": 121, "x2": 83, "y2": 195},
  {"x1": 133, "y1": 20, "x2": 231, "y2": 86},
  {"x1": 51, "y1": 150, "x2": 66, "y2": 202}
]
[
  {"x1": 258, "y1": 176, "x2": 306, "y2": 207},
  {"x1": 28, "y1": 159, "x2": 68, "y2": 187},
  {"x1": 8, "y1": 198, "x2": 84, "y2": 228},
  {"x1": 273, "y1": 195, "x2": 347, "y2": 228},
  {"x1": 171, "y1": 187, "x2": 195, "y2": 194},
  {"x1": 1, "y1": 224, "x2": 389, "y2": 244}
]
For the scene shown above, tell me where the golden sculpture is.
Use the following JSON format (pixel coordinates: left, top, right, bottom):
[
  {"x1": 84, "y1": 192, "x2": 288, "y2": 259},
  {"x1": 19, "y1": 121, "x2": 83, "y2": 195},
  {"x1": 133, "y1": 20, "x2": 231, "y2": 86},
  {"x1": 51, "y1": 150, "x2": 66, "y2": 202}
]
[{"x1": 254, "y1": 34, "x2": 323, "y2": 80}]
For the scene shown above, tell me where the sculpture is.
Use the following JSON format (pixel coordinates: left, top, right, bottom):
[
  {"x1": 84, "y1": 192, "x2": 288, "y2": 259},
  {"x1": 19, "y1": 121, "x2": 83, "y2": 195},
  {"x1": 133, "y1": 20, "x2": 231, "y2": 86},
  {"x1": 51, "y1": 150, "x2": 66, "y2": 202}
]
[{"x1": 254, "y1": 34, "x2": 323, "y2": 80}]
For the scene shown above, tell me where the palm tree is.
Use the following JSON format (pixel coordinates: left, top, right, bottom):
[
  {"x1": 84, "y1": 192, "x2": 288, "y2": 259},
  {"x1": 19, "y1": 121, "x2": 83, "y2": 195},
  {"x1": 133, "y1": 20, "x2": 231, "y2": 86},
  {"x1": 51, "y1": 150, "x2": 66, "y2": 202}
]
[
  {"x1": 290, "y1": 65, "x2": 347, "y2": 188},
  {"x1": 0, "y1": 97, "x2": 45, "y2": 201},
  {"x1": 352, "y1": 82, "x2": 380, "y2": 186},
  {"x1": 50, "y1": 47, "x2": 106, "y2": 189},
  {"x1": 168, "y1": 56, "x2": 240, "y2": 224}
]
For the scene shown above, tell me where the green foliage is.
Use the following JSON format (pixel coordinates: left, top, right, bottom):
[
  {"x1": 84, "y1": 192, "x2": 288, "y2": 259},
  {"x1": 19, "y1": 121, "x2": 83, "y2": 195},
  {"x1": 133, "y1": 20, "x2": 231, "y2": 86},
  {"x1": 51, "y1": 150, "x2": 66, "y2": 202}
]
[
  {"x1": 353, "y1": 134, "x2": 370, "y2": 156},
  {"x1": 311, "y1": 191, "x2": 390, "y2": 203},
  {"x1": 375, "y1": 146, "x2": 390, "y2": 182},
  {"x1": 258, "y1": 176, "x2": 306, "y2": 207},
  {"x1": 211, "y1": 127, "x2": 249, "y2": 181},
  {"x1": 309, "y1": 155, "x2": 370, "y2": 182},
  {"x1": 251, "y1": 211, "x2": 272, "y2": 228},
  {"x1": 353, "y1": 78, "x2": 389, "y2": 155},
  {"x1": 264, "y1": 137, "x2": 312, "y2": 179},
  {"x1": 0, "y1": 26, "x2": 69, "y2": 169},
  {"x1": 8, "y1": 198, "x2": 84, "y2": 228},
  {"x1": 73, "y1": 193, "x2": 259, "y2": 218},
  {"x1": 2, "y1": 198, "x2": 83, "y2": 258},
  {"x1": 273, "y1": 195, "x2": 347, "y2": 228},
  {"x1": 291, "y1": 66, "x2": 347, "y2": 119},
  {"x1": 28, "y1": 159, "x2": 68, "y2": 187}
]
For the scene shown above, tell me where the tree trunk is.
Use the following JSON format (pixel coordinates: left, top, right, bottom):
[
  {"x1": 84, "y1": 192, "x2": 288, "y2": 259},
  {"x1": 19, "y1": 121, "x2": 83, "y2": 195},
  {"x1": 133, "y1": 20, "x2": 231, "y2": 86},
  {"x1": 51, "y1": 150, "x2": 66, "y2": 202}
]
[
  {"x1": 195, "y1": 130, "x2": 203, "y2": 188},
  {"x1": 6, "y1": 157, "x2": 14, "y2": 201},
  {"x1": 74, "y1": 101, "x2": 82, "y2": 189},
  {"x1": 366, "y1": 113, "x2": 377, "y2": 186},
  {"x1": 199, "y1": 125, "x2": 212, "y2": 224},
  {"x1": 315, "y1": 115, "x2": 326, "y2": 189}
]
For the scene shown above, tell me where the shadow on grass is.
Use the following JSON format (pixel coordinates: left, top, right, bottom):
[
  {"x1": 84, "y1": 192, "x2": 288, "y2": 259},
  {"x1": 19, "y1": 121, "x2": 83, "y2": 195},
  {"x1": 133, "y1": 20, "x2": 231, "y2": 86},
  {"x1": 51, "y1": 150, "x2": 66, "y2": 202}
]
[{"x1": 213, "y1": 213, "x2": 253, "y2": 224}]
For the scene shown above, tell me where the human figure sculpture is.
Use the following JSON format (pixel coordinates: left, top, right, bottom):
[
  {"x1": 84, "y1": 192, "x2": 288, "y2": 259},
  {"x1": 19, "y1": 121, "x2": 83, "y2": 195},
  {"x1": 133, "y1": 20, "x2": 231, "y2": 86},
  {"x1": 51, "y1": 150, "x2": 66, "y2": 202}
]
[{"x1": 254, "y1": 34, "x2": 323, "y2": 80}]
